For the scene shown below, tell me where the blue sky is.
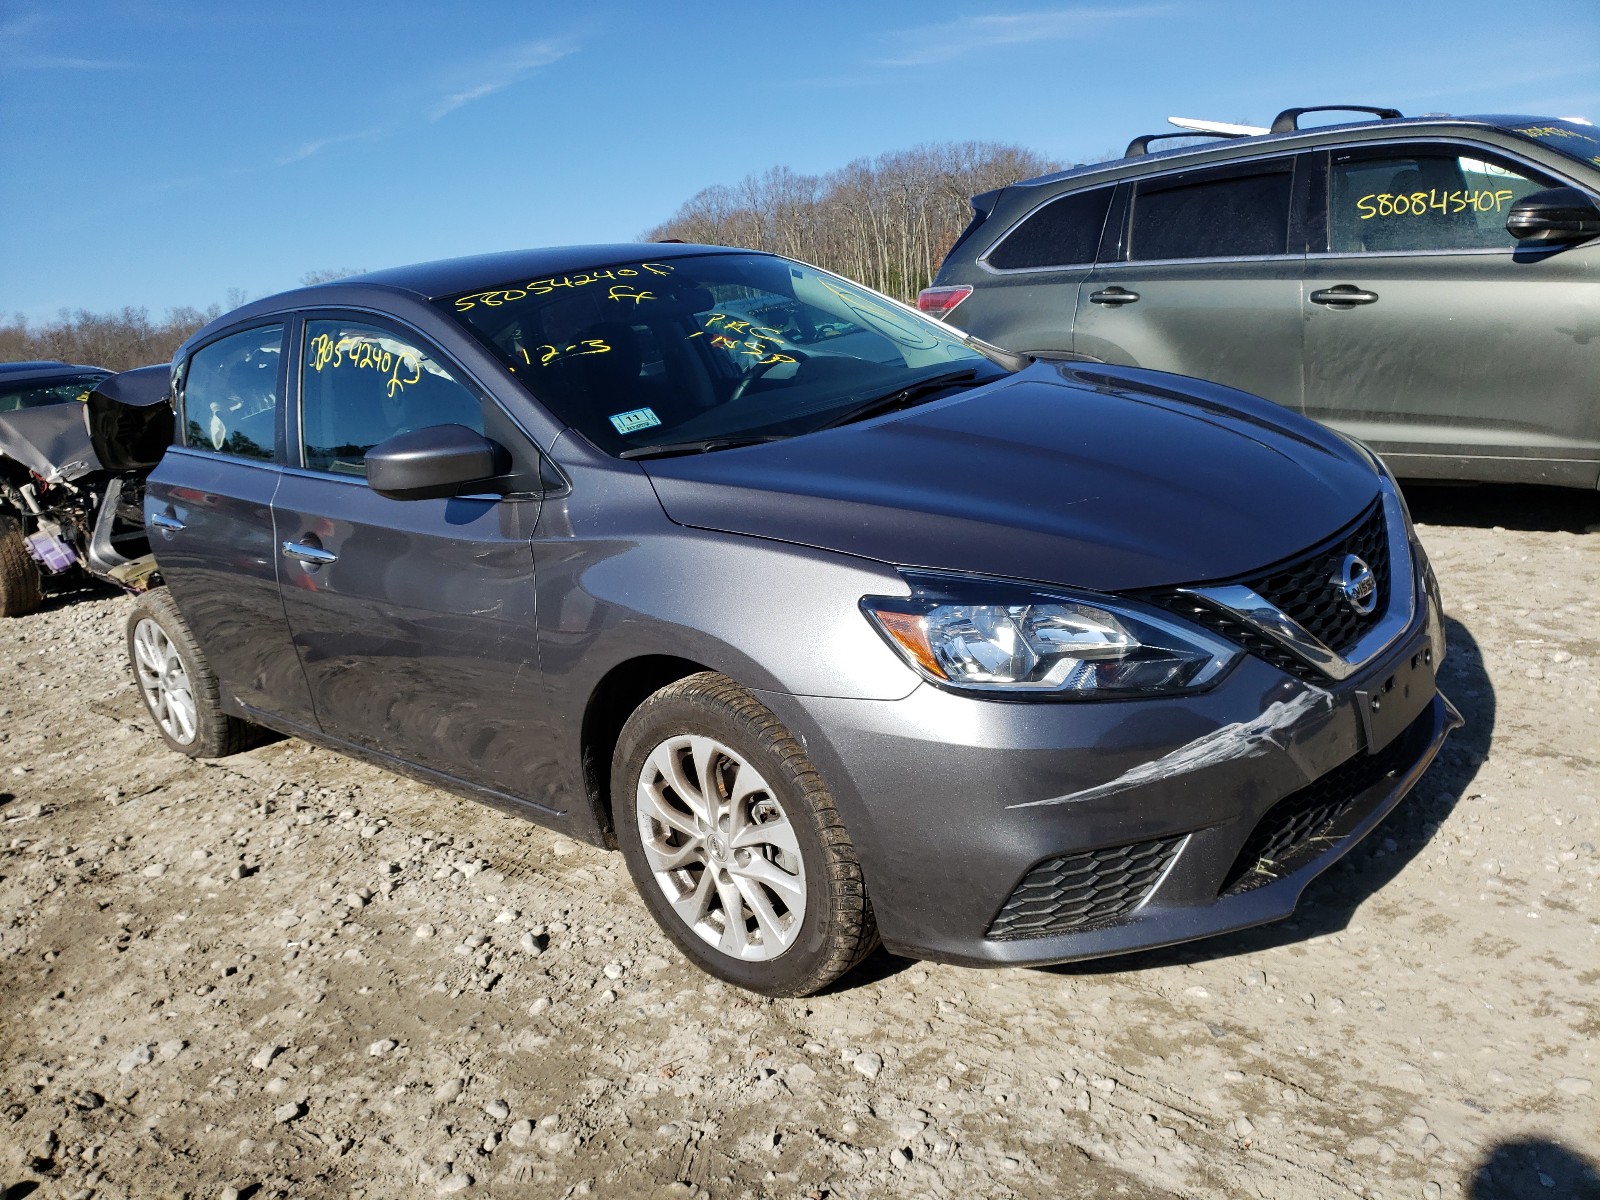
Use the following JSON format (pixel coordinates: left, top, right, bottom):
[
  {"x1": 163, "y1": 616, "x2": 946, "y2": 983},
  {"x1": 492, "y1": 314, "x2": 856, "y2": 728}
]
[{"x1": 2, "y1": 1, "x2": 1596, "y2": 322}]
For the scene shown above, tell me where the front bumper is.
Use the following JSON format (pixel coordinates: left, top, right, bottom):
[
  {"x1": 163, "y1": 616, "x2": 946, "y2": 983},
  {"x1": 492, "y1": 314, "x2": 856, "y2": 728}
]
[{"x1": 756, "y1": 575, "x2": 1458, "y2": 968}]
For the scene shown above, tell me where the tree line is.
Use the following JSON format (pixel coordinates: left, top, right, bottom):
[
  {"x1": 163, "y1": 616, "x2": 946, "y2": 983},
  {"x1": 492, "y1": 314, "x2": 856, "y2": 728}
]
[{"x1": 642, "y1": 141, "x2": 1062, "y2": 301}]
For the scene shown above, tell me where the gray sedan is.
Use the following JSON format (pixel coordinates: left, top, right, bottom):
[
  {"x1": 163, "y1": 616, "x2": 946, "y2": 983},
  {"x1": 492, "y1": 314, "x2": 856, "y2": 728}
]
[{"x1": 126, "y1": 244, "x2": 1456, "y2": 995}]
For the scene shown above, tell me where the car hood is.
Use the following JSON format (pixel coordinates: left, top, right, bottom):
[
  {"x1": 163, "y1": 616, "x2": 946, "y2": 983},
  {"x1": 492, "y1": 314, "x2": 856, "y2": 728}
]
[
  {"x1": 0, "y1": 403, "x2": 101, "y2": 483},
  {"x1": 639, "y1": 362, "x2": 1382, "y2": 593}
]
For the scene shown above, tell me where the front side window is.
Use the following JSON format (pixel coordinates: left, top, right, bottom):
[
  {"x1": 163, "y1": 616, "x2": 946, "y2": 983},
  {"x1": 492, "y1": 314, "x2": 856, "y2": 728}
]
[
  {"x1": 300, "y1": 320, "x2": 484, "y2": 477},
  {"x1": 1329, "y1": 146, "x2": 1558, "y2": 254},
  {"x1": 1129, "y1": 166, "x2": 1294, "y2": 261},
  {"x1": 0, "y1": 373, "x2": 106, "y2": 412},
  {"x1": 441, "y1": 252, "x2": 1000, "y2": 457},
  {"x1": 183, "y1": 325, "x2": 282, "y2": 460},
  {"x1": 986, "y1": 186, "x2": 1114, "y2": 269}
]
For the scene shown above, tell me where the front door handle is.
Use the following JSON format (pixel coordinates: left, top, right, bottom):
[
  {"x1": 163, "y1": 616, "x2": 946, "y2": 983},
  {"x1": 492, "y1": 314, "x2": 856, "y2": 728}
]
[
  {"x1": 1310, "y1": 285, "x2": 1380, "y2": 306},
  {"x1": 149, "y1": 512, "x2": 185, "y2": 532},
  {"x1": 282, "y1": 540, "x2": 337, "y2": 566},
  {"x1": 1089, "y1": 286, "x2": 1140, "y2": 306}
]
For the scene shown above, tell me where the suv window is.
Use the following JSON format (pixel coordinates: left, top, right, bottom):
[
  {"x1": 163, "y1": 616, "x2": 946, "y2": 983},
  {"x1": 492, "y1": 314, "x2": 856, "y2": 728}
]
[
  {"x1": 986, "y1": 186, "x2": 1114, "y2": 270},
  {"x1": 183, "y1": 325, "x2": 283, "y2": 460},
  {"x1": 1129, "y1": 165, "x2": 1294, "y2": 261},
  {"x1": 300, "y1": 319, "x2": 484, "y2": 477},
  {"x1": 1328, "y1": 146, "x2": 1558, "y2": 254}
]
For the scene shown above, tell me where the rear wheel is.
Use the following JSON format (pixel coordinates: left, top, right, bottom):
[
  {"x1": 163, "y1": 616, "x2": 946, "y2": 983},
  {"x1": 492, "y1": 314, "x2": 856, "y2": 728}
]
[
  {"x1": 0, "y1": 516, "x2": 43, "y2": 618},
  {"x1": 126, "y1": 588, "x2": 257, "y2": 757},
  {"x1": 613, "y1": 672, "x2": 879, "y2": 997}
]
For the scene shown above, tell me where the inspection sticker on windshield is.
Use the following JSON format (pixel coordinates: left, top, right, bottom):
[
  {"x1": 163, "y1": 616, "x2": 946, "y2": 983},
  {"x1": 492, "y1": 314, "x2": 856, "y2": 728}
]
[{"x1": 609, "y1": 407, "x2": 662, "y2": 435}]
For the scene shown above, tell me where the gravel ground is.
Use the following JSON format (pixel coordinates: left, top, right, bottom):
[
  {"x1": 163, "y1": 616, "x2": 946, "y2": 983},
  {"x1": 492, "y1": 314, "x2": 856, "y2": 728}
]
[{"x1": 2, "y1": 483, "x2": 1598, "y2": 1200}]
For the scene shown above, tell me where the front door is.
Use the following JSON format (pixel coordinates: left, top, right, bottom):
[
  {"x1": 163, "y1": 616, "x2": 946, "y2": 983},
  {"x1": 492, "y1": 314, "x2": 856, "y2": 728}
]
[
  {"x1": 272, "y1": 315, "x2": 559, "y2": 806},
  {"x1": 1073, "y1": 156, "x2": 1309, "y2": 410},
  {"x1": 1303, "y1": 142, "x2": 1600, "y2": 484}
]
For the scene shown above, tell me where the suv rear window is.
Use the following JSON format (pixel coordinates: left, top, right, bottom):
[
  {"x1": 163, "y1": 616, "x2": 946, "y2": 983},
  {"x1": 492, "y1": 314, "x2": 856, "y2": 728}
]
[
  {"x1": 986, "y1": 187, "x2": 1113, "y2": 270},
  {"x1": 1130, "y1": 167, "x2": 1293, "y2": 261}
]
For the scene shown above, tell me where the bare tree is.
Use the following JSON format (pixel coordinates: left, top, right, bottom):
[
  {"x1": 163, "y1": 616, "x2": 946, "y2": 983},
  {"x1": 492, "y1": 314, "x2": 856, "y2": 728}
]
[
  {"x1": 0, "y1": 302, "x2": 228, "y2": 371},
  {"x1": 643, "y1": 141, "x2": 1063, "y2": 300},
  {"x1": 301, "y1": 268, "x2": 366, "y2": 285}
]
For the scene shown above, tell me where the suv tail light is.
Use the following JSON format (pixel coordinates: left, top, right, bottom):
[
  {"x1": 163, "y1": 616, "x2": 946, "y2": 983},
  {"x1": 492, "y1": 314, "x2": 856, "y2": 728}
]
[{"x1": 916, "y1": 285, "x2": 973, "y2": 321}]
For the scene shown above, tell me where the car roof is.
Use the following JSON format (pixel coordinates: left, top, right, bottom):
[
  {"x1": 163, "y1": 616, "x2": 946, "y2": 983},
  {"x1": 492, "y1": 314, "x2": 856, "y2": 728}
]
[
  {"x1": 324, "y1": 242, "x2": 746, "y2": 301},
  {"x1": 0, "y1": 360, "x2": 110, "y2": 383},
  {"x1": 1010, "y1": 113, "x2": 1578, "y2": 191}
]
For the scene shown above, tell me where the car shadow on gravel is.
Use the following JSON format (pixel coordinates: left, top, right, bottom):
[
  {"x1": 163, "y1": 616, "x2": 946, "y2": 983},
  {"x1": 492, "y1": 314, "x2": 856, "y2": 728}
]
[
  {"x1": 1401, "y1": 480, "x2": 1600, "y2": 533},
  {"x1": 1044, "y1": 614, "x2": 1493, "y2": 977},
  {"x1": 1468, "y1": 1136, "x2": 1600, "y2": 1199}
]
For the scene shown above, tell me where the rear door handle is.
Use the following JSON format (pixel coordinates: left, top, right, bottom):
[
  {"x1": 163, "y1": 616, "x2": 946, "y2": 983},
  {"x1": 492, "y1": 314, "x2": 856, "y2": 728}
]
[
  {"x1": 1310, "y1": 285, "x2": 1379, "y2": 306},
  {"x1": 1089, "y1": 286, "x2": 1140, "y2": 306},
  {"x1": 148, "y1": 512, "x2": 185, "y2": 532},
  {"x1": 282, "y1": 541, "x2": 337, "y2": 566}
]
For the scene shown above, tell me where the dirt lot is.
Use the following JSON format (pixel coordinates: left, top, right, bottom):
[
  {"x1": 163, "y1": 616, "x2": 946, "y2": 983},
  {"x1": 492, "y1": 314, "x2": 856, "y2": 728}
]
[{"x1": 2, "y1": 484, "x2": 1597, "y2": 1200}]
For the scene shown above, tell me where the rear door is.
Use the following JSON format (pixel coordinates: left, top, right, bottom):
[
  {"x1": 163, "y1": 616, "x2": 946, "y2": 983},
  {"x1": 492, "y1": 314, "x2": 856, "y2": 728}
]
[
  {"x1": 145, "y1": 321, "x2": 317, "y2": 725},
  {"x1": 1303, "y1": 141, "x2": 1599, "y2": 484},
  {"x1": 956, "y1": 184, "x2": 1116, "y2": 354},
  {"x1": 271, "y1": 314, "x2": 560, "y2": 807},
  {"x1": 1074, "y1": 154, "x2": 1309, "y2": 409}
]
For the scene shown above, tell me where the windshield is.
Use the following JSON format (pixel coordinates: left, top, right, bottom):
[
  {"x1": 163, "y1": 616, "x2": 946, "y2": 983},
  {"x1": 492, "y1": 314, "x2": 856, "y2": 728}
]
[
  {"x1": 1503, "y1": 119, "x2": 1600, "y2": 171},
  {"x1": 0, "y1": 373, "x2": 106, "y2": 413},
  {"x1": 440, "y1": 252, "x2": 1006, "y2": 456}
]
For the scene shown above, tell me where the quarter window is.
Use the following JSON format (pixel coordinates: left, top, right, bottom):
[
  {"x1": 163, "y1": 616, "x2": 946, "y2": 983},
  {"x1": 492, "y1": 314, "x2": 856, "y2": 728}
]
[
  {"x1": 1328, "y1": 147, "x2": 1556, "y2": 253},
  {"x1": 300, "y1": 320, "x2": 484, "y2": 477},
  {"x1": 1130, "y1": 167, "x2": 1293, "y2": 260},
  {"x1": 987, "y1": 186, "x2": 1114, "y2": 269},
  {"x1": 182, "y1": 325, "x2": 283, "y2": 461}
]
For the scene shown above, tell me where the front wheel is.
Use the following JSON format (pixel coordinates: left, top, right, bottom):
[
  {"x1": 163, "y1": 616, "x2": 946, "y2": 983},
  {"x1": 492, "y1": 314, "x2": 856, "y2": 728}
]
[
  {"x1": 613, "y1": 672, "x2": 879, "y2": 997},
  {"x1": 0, "y1": 516, "x2": 43, "y2": 618}
]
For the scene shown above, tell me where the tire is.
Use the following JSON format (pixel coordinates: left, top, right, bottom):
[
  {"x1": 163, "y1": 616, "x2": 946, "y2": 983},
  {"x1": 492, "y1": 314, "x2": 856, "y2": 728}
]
[
  {"x1": 0, "y1": 516, "x2": 43, "y2": 618},
  {"x1": 126, "y1": 588, "x2": 257, "y2": 758},
  {"x1": 612, "y1": 672, "x2": 879, "y2": 997}
]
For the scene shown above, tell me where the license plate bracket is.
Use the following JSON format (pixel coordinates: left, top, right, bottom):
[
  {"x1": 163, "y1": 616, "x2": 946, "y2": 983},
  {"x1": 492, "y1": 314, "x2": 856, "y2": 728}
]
[{"x1": 1355, "y1": 636, "x2": 1435, "y2": 754}]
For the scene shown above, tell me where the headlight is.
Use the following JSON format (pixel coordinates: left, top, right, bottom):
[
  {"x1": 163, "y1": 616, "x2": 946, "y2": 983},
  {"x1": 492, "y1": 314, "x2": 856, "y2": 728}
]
[{"x1": 862, "y1": 573, "x2": 1239, "y2": 698}]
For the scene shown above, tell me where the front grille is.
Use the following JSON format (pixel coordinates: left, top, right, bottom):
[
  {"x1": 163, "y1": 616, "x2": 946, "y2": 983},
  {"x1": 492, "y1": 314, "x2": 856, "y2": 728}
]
[
  {"x1": 1243, "y1": 500, "x2": 1390, "y2": 655},
  {"x1": 987, "y1": 836, "x2": 1184, "y2": 940},
  {"x1": 1145, "y1": 499, "x2": 1395, "y2": 681},
  {"x1": 1219, "y1": 705, "x2": 1433, "y2": 896}
]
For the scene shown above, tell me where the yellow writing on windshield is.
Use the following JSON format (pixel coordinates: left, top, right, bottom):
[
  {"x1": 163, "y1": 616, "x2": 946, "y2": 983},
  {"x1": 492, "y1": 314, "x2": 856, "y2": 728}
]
[
  {"x1": 1515, "y1": 125, "x2": 1581, "y2": 140},
  {"x1": 1356, "y1": 188, "x2": 1515, "y2": 220},
  {"x1": 518, "y1": 338, "x2": 611, "y2": 367},
  {"x1": 308, "y1": 333, "x2": 422, "y2": 398},
  {"x1": 700, "y1": 314, "x2": 795, "y2": 366},
  {"x1": 608, "y1": 285, "x2": 656, "y2": 305},
  {"x1": 454, "y1": 263, "x2": 676, "y2": 311}
]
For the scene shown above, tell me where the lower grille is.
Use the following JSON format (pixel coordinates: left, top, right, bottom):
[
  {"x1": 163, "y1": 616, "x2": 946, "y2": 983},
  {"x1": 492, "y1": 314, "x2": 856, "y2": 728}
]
[
  {"x1": 1219, "y1": 706, "x2": 1433, "y2": 896},
  {"x1": 987, "y1": 836, "x2": 1184, "y2": 940}
]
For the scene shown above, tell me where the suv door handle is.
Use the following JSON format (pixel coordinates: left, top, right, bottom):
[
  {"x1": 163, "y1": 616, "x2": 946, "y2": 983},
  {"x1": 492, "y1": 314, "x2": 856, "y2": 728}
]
[
  {"x1": 282, "y1": 541, "x2": 337, "y2": 566},
  {"x1": 1310, "y1": 286, "x2": 1379, "y2": 306},
  {"x1": 148, "y1": 512, "x2": 185, "y2": 532},
  {"x1": 1089, "y1": 286, "x2": 1140, "y2": 306}
]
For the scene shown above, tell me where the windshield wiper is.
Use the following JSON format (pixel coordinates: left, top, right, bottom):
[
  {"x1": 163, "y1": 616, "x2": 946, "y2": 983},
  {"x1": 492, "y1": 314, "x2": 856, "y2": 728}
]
[
  {"x1": 618, "y1": 434, "x2": 789, "y2": 460},
  {"x1": 812, "y1": 367, "x2": 982, "y2": 431}
]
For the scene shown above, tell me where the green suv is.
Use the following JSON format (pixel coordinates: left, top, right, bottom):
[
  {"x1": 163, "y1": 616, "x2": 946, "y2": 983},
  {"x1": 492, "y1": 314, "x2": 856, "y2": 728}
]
[{"x1": 922, "y1": 106, "x2": 1600, "y2": 488}]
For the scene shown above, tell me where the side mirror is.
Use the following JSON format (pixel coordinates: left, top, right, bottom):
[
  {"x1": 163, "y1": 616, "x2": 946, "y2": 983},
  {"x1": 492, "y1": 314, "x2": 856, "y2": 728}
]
[
  {"x1": 1505, "y1": 186, "x2": 1600, "y2": 243},
  {"x1": 366, "y1": 424, "x2": 505, "y2": 500}
]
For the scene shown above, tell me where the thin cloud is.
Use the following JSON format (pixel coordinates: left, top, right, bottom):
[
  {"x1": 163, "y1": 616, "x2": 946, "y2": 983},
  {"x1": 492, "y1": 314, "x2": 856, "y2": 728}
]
[
  {"x1": 0, "y1": 10, "x2": 132, "y2": 71},
  {"x1": 276, "y1": 125, "x2": 391, "y2": 167},
  {"x1": 870, "y1": 6, "x2": 1169, "y2": 68},
  {"x1": 430, "y1": 38, "x2": 577, "y2": 120}
]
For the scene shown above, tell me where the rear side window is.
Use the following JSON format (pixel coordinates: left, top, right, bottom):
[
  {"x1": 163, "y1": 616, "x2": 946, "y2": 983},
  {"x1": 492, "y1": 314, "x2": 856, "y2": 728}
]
[
  {"x1": 986, "y1": 187, "x2": 1114, "y2": 269},
  {"x1": 1328, "y1": 147, "x2": 1557, "y2": 254},
  {"x1": 1130, "y1": 167, "x2": 1293, "y2": 260},
  {"x1": 182, "y1": 325, "x2": 283, "y2": 460},
  {"x1": 300, "y1": 319, "x2": 484, "y2": 477}
]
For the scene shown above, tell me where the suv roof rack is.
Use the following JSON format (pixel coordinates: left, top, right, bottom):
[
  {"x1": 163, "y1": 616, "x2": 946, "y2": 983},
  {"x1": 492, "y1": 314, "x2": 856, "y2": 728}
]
[
  {"x1": 1124, "y1": 130, "x2": 1246, "y2": 158},
  {"x1": 1270, "y1": 105, "x2": 1403, "y2": 133}
]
